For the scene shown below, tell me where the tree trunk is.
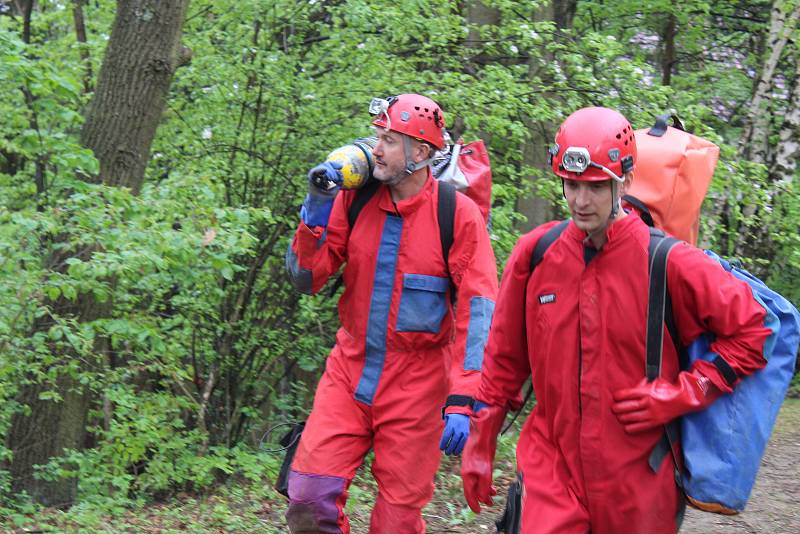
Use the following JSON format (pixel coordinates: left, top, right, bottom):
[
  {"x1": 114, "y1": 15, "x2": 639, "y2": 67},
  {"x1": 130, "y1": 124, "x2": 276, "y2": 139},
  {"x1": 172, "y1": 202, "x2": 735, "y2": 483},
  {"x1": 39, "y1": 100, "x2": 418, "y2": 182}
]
[
  {"x1": 463, "y1": 0, "x2": 500, "y2": 65},
  {"x1": 730, "y1": 0, "x2": 800, "y2": 261},
  {"x1": 80, "y1": 0, "x2": 192, "y2": 193},
  {"x1": 517, "y1": 0, "x2": 577, "y2": 232},
  {"x1": 8, "y1": 0, "x2": 191, "y2": 507},
  {"x1": 17, "y1": 0, "x2": 33, "y2": 44},
  {"x1": 551, "y1": 0, "x2": 577, "y2": 30},
  {"x1": 15, "y1": 0, "x2": 48, "y2": 206},
  {"x1": 6, "y1": 384, "x2": 86, "y2": 508},
  {"x1": 660, "y1": 11, "x2": 677, "y2": 86},
  {"x1": 769, "y1": 48, "x2": 800, "y2": 183},
  {"x1": 71, "y1": 0, "x2": 93, "y2": 95},
  {"x1": 738, "y1": 0, "x2": 800, "y2": 164}
]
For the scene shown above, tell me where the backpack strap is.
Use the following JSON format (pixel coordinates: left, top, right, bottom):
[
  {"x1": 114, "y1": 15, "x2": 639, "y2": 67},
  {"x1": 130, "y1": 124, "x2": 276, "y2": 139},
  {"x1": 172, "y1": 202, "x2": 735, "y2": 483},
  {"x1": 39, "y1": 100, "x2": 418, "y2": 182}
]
[
  {"x1": 438, "y1": 181, "x2": 456, "y2": 271},
  {"x1": 347, "y1": 178, "x2": 381, "y2": 227},
  {"x1": 331, "y1": 179, "x2": 457, "y2": 299},
  {"x1": 529, "y1": 220, "x2": 570, "y2": 272},
  {"x1": 328, "y1": 180, "x2": 382, "y2": 297},
  {"x1": 623, "y1": 194, "x2": 656, "y2": 228},
  {"x1": 437, "y1": 181, "x2": 457, "y2": 304},
  {"x1": 645, "y1": 228, "x2": 685, "y2": 487},
  {"x1": 501, "y1": 220, "x2": 570, "y2": 435},
  {"x1": 645, "y1": 227, "x2": 681, "y2": 380},
  {"x1": 646, "y1": 227, "x2": 687, "y2": 374}
]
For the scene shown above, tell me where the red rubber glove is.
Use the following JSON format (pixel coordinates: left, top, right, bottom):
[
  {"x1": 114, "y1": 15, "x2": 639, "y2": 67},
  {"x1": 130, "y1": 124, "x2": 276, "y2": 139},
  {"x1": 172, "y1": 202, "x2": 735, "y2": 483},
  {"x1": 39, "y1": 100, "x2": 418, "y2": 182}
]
[
  {"x1": 461, "y1": 402, "x2": 506, "y2": 513},
  {"x1": 612, "y1": 367, "x2": 723, "y2": 434}
]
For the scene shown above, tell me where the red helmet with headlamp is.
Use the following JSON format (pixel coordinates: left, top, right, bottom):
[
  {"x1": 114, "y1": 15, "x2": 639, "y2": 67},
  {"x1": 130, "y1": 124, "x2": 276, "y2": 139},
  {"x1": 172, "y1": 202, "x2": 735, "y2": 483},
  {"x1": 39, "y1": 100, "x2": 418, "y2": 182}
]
[
  {"x1": 370, "y1": 94, "x2": 446, "y2": 150},
  {"x1": 549, "y1": 107, "x2": 636, "y2": 183}
]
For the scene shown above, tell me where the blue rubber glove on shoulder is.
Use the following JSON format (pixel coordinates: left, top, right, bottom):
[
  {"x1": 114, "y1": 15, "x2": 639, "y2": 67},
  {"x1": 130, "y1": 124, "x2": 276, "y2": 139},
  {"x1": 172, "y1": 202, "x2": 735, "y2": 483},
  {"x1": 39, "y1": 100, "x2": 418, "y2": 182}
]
[{"x1": 300, "y1": 160, "x2": 343, "y2": 227}]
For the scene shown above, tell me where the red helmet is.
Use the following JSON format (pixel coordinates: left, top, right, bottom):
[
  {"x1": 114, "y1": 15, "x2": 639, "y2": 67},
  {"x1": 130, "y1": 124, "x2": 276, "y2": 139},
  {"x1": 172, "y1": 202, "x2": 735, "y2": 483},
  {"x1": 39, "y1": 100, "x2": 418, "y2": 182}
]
[
  {"x1": 549, "y1": 107, "x2": 636, "y2": 182},
  {"x1": 371, "y1": 94, "x2": 446, "y2": 149}
]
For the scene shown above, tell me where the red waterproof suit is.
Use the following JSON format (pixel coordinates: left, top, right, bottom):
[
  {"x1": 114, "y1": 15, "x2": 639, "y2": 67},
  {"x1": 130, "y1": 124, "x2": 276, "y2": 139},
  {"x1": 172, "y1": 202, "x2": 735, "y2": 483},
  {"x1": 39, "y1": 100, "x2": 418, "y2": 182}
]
[
  {"x1": 285, "y1": 172, "x2": 498, "y2": 533},
  {"x1": 477, "y1": 215, "x2": 770, "y2": 534}
]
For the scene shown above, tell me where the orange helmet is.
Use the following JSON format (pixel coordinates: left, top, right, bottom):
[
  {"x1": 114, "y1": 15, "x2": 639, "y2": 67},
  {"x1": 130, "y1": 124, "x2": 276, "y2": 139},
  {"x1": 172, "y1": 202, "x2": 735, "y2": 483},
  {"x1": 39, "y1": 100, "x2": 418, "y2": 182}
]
[
  {"x1": 370, "y1": 94, "x2": 446, "y2": 149},
  {"x1": 549, "y1": 107, "x2": 636, "y2": 182}
]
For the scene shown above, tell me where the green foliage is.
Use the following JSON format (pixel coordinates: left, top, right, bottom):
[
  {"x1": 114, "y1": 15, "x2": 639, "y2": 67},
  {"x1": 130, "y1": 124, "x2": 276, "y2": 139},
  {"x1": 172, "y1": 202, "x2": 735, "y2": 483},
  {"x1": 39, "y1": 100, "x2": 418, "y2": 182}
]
[{"x1": 0, "y1": 0, "x2": 799, "y2": 528}]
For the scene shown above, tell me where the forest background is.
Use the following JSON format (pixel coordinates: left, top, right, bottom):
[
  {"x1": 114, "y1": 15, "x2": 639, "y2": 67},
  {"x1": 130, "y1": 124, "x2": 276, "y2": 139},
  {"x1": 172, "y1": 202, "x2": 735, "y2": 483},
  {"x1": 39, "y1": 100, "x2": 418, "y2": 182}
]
[{"x1": 1, "y1": 0, "x2": 799, "y2": 531}]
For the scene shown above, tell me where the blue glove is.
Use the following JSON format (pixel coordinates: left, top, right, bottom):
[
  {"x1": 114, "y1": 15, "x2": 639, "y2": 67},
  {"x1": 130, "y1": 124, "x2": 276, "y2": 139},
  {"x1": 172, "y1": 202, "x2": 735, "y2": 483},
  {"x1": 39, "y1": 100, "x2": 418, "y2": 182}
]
[
  {"x1": 300, "y1": 161, "x2": 343, "y2": 227},
  {"x1": 439, "y1": 413, "x2": 470, "y2": 456}
]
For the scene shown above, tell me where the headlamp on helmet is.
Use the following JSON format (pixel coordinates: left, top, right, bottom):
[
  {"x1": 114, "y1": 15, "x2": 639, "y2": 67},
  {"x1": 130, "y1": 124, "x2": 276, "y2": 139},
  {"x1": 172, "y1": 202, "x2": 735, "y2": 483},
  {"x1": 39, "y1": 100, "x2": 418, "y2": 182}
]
[
  {"x1": 561, "y1": 147, "x2": 591, "y2": 174},
  {"x1": 559, "y1": 146, "x2": 625, "y2": 183},
  {"x1": 369, "y1": 97, "x2": 397, "y2": 129}
]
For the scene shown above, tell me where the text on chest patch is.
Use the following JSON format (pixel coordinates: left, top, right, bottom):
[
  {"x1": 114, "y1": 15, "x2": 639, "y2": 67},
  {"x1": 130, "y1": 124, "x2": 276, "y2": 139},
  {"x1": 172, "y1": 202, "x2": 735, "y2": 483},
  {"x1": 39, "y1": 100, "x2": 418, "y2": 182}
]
[{"x1": 538, "y1": 293, "x2": 556, "y2": 305}]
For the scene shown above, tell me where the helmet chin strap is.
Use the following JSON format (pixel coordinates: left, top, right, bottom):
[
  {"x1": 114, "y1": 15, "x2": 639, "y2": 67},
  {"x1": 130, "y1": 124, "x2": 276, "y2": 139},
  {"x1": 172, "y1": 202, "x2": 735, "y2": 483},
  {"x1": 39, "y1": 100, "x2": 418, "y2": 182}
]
[
  {"x1": 610, "y1": 180, "x2": 620, "y2": 219},
  {"x1": 402, "y1": 135, "x2": 433, "y2": 174}
]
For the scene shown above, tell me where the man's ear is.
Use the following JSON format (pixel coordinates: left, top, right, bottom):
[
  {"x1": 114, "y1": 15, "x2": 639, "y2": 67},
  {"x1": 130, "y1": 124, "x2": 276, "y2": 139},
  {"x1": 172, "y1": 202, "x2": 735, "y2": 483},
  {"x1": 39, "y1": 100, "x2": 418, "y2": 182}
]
[
  {"x1": 414, "y1": 141, "x2": 432, "y2": 163},
  {"x1": 621, "y1": 171, "x2": 634, "y2": 195}
]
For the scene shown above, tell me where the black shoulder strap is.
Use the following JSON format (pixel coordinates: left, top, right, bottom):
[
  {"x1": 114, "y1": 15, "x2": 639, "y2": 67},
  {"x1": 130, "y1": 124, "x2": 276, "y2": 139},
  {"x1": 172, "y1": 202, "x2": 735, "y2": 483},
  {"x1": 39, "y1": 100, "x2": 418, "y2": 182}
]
[
  {"x1": 348, "y1": 179, "x2": 456, "y2": 266},
  {"x1": 529, "y1": 220, "x2": 570, "y2": 273},
  {"x1": 645, "y1": 227, "x2": 681, "y2": 381},
  {"x1": 329, "y1": 179, "x2": 382, "y2": 298},
  {"x1": 437, "y1": 181, "x2": 456, "y2": 270},
  {"x1": 623, "y1": 194, "x2": 656, "y2": 228},
  {"x1": 624, "y1": 198, "x2": 684, "y2": 367},
  {"x1": 334, "y1": 179, "x2": 457, "y2": 300},
  {"x1": 501, "y1": 220, "x2": 570, "y2": 435},
  {"x1": 646, "y1": 227, "x2": 685, "y2": 478},
  {"x1": 347, "y1": 178, "x2": 381, "y2": 228}
]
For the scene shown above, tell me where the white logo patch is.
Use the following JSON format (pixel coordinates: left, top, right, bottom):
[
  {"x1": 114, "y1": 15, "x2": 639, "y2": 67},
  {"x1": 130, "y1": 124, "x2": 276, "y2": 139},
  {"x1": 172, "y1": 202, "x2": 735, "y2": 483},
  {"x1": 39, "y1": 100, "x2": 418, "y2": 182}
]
[{"x1": 539, "y1": 293, "x2": 556, "y2": 305}]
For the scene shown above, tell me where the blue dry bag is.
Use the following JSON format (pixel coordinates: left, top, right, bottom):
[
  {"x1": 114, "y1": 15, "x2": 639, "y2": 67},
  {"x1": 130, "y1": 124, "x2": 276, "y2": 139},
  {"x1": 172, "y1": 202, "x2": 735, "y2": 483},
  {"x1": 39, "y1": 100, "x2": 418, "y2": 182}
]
[{"x1": 680, "y1": 250, "x2": 800, "y2": 514}]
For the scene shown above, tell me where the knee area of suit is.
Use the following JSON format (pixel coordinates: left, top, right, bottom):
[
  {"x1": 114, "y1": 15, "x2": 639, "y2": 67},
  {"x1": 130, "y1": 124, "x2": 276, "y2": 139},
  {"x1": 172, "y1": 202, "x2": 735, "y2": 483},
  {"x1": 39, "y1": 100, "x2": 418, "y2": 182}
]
[{"x1": 287, "y1": 470, "x2": 347, "y2": 504}]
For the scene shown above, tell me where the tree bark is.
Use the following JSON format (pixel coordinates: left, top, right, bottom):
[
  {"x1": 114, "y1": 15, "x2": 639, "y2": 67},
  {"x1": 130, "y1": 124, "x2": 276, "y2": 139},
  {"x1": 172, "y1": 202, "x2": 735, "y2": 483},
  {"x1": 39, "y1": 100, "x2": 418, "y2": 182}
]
[
  {"x1": 660, "y1": 11, "x2": 677, "y2": 86},
  {"x1": 738, "y1": 0, "x2": 800, "y2": 164},
  {"x1": 8, "y1": 0, "x2": 191, "y2": 507},
  {"x1": 463, "y1": 0, "x2": 500, "y2": 67},
  {"x1": 14, "y1": 1, "x2": 48, "y2": 206},
  {"x1": 730, "y1": 1, "x2": 800, "y2": 261},
  {"x1": 80, "y1": 0, "x2": 191, "y2": 193},
  {"x1": 17, "y1": 0, "x2": 32, "y2": 44},
  {"x1": 551, "y1": 0, "x2": 577, "y2": 30},
  {"x1": 6, "y1": 384, "x2": 88, "y2": 508},
  {"x1": 517, "y1": 0, "x2": 577, "y2": 232},
  {"x1": 71, "y1": 0, "x2": 93, "y2": 94},
  {"x1": 770, "y1": 48, "x2": 800, "y2": 183}
]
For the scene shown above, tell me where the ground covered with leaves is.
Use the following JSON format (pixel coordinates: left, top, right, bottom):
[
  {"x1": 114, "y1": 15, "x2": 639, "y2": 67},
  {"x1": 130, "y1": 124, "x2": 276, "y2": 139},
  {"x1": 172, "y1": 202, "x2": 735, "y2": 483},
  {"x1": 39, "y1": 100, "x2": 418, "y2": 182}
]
[{"x1": 5, "y1": 399, "x2": 799, "y2": 533}]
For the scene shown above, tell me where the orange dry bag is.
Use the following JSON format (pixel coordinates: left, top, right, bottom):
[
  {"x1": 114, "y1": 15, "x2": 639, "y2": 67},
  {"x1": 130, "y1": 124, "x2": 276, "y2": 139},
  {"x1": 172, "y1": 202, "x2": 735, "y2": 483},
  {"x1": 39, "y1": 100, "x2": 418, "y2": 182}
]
[{"x1": 624, "y1": 114, "x2": 719, "y2": 245}]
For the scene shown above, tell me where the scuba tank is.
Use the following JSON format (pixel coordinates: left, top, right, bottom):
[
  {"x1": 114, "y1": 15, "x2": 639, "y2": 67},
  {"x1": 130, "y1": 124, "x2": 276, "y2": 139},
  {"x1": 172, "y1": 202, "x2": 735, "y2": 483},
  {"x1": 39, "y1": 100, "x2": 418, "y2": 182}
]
[{"x1": 310, "y1": 137, "x2": 377, "y2": 191}]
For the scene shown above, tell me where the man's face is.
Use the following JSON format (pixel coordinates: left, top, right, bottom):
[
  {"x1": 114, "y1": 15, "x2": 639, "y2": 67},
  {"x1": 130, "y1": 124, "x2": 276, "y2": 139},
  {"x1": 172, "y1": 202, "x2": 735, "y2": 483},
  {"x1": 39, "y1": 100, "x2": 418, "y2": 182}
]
[
  {"x1": 372, "y1": 128, "x2": 410, "y2": 186},
  {"x1": 563, "y1": 178, "x2": 614, "y2": 234}
]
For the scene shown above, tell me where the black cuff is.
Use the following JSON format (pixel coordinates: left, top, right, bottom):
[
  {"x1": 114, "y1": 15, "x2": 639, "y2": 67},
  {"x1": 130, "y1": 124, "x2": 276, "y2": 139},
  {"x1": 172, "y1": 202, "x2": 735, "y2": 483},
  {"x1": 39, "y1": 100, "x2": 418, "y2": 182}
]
[
  {"x1": 442, "y1": 394, "x2": 474, "y2": 418},
  {"x1": 712, "y1": 355, "x2": 738, "y2": 387}
]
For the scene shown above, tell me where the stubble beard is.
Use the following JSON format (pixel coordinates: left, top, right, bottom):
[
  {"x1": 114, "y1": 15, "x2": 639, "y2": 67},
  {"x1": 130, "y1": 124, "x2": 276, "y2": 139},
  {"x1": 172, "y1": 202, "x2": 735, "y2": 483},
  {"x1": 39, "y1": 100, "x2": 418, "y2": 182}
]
[{"x1": 373, "y1": 163, "x2": 407, "y2": 187}]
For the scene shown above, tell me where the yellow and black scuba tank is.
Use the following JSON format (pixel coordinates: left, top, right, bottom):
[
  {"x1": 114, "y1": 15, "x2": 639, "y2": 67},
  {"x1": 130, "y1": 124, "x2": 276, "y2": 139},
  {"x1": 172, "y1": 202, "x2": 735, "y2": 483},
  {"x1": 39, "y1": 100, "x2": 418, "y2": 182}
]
[{"x1": 324, "y1": 137, "x2": 376, "y2": 190}]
